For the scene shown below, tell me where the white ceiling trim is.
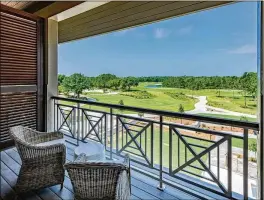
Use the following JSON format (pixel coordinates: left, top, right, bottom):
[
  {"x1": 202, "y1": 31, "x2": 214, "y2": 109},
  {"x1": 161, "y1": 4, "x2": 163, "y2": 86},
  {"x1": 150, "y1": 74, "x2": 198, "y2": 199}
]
[{"x1": 50, "y1": 1, "x2": 108, "y2": 22}]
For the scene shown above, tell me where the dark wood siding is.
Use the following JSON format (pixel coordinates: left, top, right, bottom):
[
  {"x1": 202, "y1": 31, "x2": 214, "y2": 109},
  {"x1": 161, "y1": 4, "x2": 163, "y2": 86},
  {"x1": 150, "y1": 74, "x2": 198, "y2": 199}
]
[
  {"x1": 0, "y1": 5, "x2": 44, "y2": 150},
  {"x1": 58, "y1": 1, "x2": 233, "y2": 43}
]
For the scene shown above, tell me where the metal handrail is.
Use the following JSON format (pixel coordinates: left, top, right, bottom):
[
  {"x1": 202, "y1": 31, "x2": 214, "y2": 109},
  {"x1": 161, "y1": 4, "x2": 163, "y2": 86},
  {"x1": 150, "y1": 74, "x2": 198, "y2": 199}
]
[{"x1": 52, "y1": 96, "x2": 259, "y2": 130}]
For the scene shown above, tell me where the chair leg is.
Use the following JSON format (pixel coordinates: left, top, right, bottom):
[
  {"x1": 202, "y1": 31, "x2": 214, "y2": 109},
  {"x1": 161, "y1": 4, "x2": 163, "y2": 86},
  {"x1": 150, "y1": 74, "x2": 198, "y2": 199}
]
[{"x1": 60, "y1": 184, "x2": 63, "y2": 190}]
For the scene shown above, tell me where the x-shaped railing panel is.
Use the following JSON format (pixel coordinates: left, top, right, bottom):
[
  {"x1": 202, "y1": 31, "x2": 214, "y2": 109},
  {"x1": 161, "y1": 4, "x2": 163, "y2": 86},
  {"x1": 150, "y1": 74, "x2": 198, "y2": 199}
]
[
  {"x1": 58, "y1": 106, "x2": 74, "y2": 137},
  {"x1": 82, "y1": 110, "x2": 105, "y2": 144},
  {"x1": 171, "y1": 127, "x2": 229, "y2": 195},
  {"x1": 117, "y1": 117, "x2": 152, "y2": 166}
]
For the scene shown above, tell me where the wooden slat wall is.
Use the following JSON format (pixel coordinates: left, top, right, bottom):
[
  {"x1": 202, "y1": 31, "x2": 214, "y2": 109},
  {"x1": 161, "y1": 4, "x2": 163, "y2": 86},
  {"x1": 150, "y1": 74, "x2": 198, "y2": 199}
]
[
  {"x1": 0, "y1": 5, "x2": 44, "y2": 150},
  {"x1": 58, "y1": 1, "x2": 233, "y2": 43},
  {"x1": 0, "y1": 12, "x2": 37, "y2": 85},
  {"x1": 0, "y1": 93, "x2": 37, "y2": 148}
]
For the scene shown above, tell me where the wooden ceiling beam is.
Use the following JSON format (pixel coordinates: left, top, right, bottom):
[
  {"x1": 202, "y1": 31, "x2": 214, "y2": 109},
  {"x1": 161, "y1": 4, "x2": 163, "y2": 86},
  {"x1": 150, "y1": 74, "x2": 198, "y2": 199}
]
[{"x1": 32, "y1": 1, "x2": 83, "y2": 18}]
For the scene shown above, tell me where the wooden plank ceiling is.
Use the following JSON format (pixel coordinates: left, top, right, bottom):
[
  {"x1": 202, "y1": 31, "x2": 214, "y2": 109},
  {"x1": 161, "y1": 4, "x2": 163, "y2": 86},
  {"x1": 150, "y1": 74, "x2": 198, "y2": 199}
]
[
  {"x1": 0, "y1": 1, "x2": 83, "y2": 18},
  {"x1": 0, "y1": 1, "x2": 35, "y2": 10},
  {"x1": 58, "y1": 1, "x2": 233, "y2": 43}
]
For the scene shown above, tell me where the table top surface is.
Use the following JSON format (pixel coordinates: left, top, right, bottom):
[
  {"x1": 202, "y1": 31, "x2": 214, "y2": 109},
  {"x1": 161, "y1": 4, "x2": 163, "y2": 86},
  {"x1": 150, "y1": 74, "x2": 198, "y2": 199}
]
[{"x1": 74, "y1": 140, "x2": 105, "y2": 157}]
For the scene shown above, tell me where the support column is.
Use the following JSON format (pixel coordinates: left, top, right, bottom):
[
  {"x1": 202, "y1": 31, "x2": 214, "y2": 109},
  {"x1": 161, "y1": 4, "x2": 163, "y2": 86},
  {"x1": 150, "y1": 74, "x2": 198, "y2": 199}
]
[
  {"x1": 46, "y1": 19, "x2": 58, "y2": 132},
  {"x1": 258, "y1": 1, "x2": 263, "y2": 199}
]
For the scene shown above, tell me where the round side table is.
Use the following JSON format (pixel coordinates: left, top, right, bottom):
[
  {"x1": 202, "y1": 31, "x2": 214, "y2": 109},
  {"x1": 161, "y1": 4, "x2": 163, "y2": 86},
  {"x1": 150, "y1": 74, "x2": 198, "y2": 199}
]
[{"x1": 74, "y1": 140, "x2": 105, "y2": 161}]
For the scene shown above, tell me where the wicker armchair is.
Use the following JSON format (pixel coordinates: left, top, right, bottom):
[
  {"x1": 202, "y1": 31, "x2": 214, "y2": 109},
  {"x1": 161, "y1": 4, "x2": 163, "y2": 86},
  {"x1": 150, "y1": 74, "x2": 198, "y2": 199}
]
[
  {"x1": 9, "y1": 126, "x2": 66, "y2": 193},
  {"x1": 65, "y1": 153, "x2": 131, "y2": 200}
]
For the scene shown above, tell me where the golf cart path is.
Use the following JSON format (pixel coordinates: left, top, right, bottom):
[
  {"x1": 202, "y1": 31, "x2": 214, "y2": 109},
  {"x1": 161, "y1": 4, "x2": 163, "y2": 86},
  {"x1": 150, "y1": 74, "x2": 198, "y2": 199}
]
[{"x1": 185, "y1": 96, "x2": 256, "y2": 118}]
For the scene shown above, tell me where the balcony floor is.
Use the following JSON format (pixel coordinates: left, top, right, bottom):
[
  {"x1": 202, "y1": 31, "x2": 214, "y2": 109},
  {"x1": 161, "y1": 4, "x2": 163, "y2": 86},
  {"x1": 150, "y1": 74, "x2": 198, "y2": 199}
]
[{"x1": 1, "y1": 140, "x2": 209, "y2": 200}]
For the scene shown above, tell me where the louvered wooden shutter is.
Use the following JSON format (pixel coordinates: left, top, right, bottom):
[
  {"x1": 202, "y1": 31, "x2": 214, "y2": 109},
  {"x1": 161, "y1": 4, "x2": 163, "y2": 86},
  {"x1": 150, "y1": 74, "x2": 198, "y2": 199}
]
[{"x1": 0, "y1": 5, "x2": 45, "y2": 150}]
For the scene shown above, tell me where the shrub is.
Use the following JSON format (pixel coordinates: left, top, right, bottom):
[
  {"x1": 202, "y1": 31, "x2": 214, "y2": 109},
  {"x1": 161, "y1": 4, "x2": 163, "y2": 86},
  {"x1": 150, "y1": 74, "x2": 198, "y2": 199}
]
[
  {"x1": 237, "y1": 154, "x2": 243, "y2": 159},
  {"x1": 164, "y1": 92, "x2": 189, "y2": 100},
  {"x1": 120, "y1": 91, "x2": 155, "y2": 99},
  {"x1": 240, "y1": 116, "x2": 248, "y2": 122},
  {"x1": 178, "y1": 104, "x2": 184, "y2": 113}
]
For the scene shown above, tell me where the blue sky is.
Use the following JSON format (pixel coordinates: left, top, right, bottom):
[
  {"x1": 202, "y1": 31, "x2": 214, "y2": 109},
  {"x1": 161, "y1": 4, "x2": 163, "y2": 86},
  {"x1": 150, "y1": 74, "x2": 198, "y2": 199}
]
[{"x1": 59, "y1": 2, "x2": 258, "y2": 77}]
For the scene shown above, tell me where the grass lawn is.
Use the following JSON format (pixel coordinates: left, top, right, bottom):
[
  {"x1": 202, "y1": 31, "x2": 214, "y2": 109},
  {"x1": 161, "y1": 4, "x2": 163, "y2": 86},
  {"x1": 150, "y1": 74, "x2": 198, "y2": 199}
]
[
  {"x1": 196, "y1": 113, "x2": 257, "y2": 122},
  {"x1": 207, "y1": 96, "x2": 257, "y2": 115},
  {"x1": 58, "y1": 82, "x2": 257, "y2": 115},
  {"x1": 84, "y1": 86, "x2": 197, "y2": 113},
  {"x1": 232, "y1": 138, "x2": 257, "y2": 149},
  {"x1": 137, "y1": 82, "x2": 257, "y2": 115}
]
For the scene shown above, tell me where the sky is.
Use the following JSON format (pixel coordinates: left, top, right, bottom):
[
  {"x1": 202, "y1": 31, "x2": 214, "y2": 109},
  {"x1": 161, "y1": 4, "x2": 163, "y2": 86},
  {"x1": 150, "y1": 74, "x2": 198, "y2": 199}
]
[{"x1": 58, "y1": 2, "x2": 258, "y2": 77}]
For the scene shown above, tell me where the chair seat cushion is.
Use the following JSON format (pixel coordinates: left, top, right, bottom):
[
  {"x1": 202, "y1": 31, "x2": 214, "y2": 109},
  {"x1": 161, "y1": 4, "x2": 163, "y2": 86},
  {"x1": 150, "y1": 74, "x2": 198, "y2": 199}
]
[{"x1": 35, "y1": 138, "x2": 65, "y2": 146}]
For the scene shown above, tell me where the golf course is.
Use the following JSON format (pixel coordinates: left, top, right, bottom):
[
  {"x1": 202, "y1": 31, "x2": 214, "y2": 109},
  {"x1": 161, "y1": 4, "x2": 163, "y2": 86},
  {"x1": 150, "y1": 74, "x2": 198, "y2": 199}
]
[{"x1": 61, "y1": 82, "x2": 257, "y2": 121}]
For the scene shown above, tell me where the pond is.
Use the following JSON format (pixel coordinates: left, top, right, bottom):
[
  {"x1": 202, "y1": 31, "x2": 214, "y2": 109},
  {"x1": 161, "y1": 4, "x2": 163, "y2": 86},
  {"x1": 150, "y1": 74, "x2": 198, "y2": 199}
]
[{"x1": 145, "y1": 83, "x2": 162, "y2": 88}]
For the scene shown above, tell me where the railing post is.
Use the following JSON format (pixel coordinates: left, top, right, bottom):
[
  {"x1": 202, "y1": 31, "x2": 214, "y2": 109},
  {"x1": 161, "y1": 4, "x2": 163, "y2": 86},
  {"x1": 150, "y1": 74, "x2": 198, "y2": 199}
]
[
  {"x1": 73, "y1": 107, "x2": 76, "y2": 139},
  {"x1": 110, "y1": 108, "x2": 113, "y2": 160},
  {"x1": 56, "y1": 102, "x2": 59, "y2": 132},
  {"x1": 53, "y1": 99, "x2": 56, "y2": 132},
  {"x1": 169, "y1": 126, "x2": 172, "y2": 174},
  {"x1": 77, "y1": 102, "x2": 80, "y2": 146},
  {"x1": 243, "y1": 128, "x2": 249, "y2": 199},
  {"x1": 104, "y1": 114, "x2": 107, "y2": 149},
  {"x1": 227, "y1": 136, "x2": 232, "y2": 198},
  {"x1": 116, "y1": 114, "x2": 119, "y2": 153},
  {"x1": 151, "y1": 122, "x2": 154, "y2": 167},
  {"x1": 157, "y1": 115, "x2": 165, "y2": 190}
]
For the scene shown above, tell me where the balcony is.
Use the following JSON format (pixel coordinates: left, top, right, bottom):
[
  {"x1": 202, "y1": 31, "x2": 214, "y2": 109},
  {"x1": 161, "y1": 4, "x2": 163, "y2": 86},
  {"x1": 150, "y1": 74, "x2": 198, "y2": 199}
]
[
  {"x1": 52, "y1": 97, "x2": 262, "y2": 198},
  {"x1": 0, "y1": 2, "x2": 263, "y2": 200},
  {"x1": 0, "y1": 96, "x2": 260, "y2": 200}
]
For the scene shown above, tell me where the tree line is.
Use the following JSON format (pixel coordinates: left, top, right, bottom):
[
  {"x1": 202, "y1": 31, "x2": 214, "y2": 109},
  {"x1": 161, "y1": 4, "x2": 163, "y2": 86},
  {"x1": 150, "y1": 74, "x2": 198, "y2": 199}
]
[
  {"x1": 163, "y1": 72, "x2": 257, "y2": 98},
  {"x1": 58, "y1": 72, "x2": 257, "y2": 101},
  {"x1": 58, "y1": 73, "x2": 139, "y2": 96}
]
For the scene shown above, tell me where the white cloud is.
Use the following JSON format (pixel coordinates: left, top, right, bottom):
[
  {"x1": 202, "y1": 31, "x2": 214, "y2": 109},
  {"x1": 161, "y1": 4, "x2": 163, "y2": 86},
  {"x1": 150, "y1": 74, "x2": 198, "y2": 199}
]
[
  {"x1": 227, "y1": 44, "x2": 257, "y2": 54},
  {"x1": 176, "y1": 26, "x2": 193, "y2": 35},
  {"x1": 154, "y1": 28, "x2": 171, "y2": 39}
]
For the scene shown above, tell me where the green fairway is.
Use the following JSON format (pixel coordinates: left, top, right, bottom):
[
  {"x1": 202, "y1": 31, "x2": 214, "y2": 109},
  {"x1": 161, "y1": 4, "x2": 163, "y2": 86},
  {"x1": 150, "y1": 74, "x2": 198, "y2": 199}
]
[
  {"x1": 85, "y1": 85, "x2": 197, "y2": 113},
  {"x1": 207, "y1": 95, "x2": 257, "y2": 115},
  {"x1": 59, "y1": 82, "x2": 257, "y2": 116},
  {"x1": 87, "y1": 82, "x2": 257, "y2": 115}
]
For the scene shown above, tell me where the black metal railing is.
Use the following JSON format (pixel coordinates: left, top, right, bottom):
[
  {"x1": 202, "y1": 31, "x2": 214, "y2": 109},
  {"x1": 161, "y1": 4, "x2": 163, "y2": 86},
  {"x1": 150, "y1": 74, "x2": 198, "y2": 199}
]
[{"x1": 52, "y1": 96, "x2": 259, "y2": 199}]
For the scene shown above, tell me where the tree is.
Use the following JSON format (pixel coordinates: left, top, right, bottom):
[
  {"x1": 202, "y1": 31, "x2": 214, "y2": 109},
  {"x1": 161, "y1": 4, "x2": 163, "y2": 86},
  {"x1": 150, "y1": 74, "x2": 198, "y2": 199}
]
[
  {"x1": 118, "y1": 100, "x2": 124, "y2": 113},
  {"x1": 178, "y1": 104, "x2": 184, "y2": 124},
  {"x1": 62, "y1": 73, "x2": 89, "y2": 98},
  {"x1": 240, "y1": 72, "x2": 257, "y2": 107},
  {"x1": 95, "y1": 74, "x2": 117, "y2": 92},
  {"x1": 249, "y1": 141, "x2": 257, "y2": 158},
  {"x1": 108, "y1": 78, "x2": 121, "y2": 90},
  {"x1": 138, "y1": 112, "x2": 144, "y2": 118},
  {"x1": 230, "y1": 77, "x2": 239, "y2": 98},
  {"x1": 122, "y1": 77, "x2": 139, "y2": 91},
  {"x1": 120, "y1": 79, "x2": 129, "y2": 91},
  {"x1": 58, "y1": 74, "x2": 66, "y2": 86},
  {"x1": 58, "y1": 85, "x2": 69, "y2": 96}
]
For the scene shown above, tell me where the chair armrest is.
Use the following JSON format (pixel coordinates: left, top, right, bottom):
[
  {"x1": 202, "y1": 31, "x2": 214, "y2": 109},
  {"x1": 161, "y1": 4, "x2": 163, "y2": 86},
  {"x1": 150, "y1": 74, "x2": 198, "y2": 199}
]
[
  {"x1": 123, "y1": 154, "x2": 130, "y2": 168},
  {"x1": 116, "y1": 170, "x2": 131, "y2": 200},
  {"x1": 26, "y1": 130, "x2": 64, "y2": 144},
  {"x1": 18, "y1": 142, "x2": 66, "y2": 160}
]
